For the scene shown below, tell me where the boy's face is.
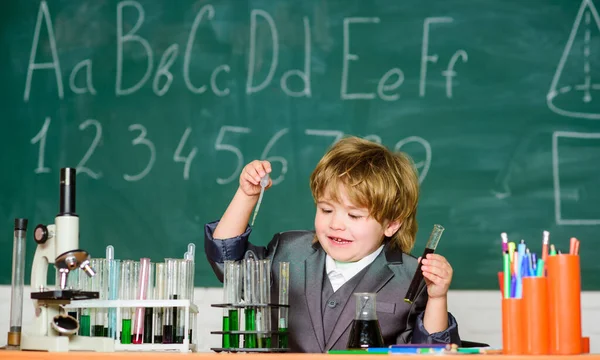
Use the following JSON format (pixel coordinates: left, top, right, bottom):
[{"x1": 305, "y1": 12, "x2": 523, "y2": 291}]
[{"x1": 314, "y1": 185, "x2": 400, "y2": 262}]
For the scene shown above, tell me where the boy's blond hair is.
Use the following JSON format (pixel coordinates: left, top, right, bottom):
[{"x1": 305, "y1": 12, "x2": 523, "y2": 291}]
[{"x1": 309, "y1": 136, "x2": 420, "y2": 253}]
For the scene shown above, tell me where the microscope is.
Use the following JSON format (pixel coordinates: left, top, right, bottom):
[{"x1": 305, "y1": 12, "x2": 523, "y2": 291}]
[{"x1": 20, "y1": 168, "x2": 115, "y2": 352}]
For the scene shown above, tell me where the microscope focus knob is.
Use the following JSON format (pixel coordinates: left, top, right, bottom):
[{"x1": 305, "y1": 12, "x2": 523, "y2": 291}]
[{"x1": 34, "y1": 224, "x2": 49, "y2": 244}]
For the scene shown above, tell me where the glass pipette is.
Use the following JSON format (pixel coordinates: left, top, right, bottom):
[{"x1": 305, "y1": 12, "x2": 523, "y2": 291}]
[{"x1": 251, "y1": 174, "x2": 269, "y2": 226}]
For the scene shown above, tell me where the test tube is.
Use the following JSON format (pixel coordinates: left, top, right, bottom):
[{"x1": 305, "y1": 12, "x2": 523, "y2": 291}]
[
  {"x1": 222, "y1": 261, "x2": 231, "y2": 349},
  {"x1": 278, "y1": 261, "x2": 289, "y2": 349},
  {"x1": 187, "y1": 243, "x2": 195, "y2": 261},
  {"x1": 243, "y1": 258, "x2": 257, "y2": 348},
  {"x1": 143, "y1": 262, "x2": 155, "y2": 343},
  {"x1": 101, "y1": 259, "x2": 109, "y2": 337},
  {"x1": 133, "y1": 258, "x2": 151, "y2": 344},
  {"x1": 107, "y1": 258, "x2": 121, "y2": 340},
  {"x1": 162, "y1": 258, "x2": 179, "y2": 344},
  {"x1": 154, "y1": 263, "x2": 165, "y2": 344},
  {"x1": 91, "y1": 258, "x2": 105, "y2": 336},
  {"x1": 258, "y1": 259, "x2": 272, "y2": 348},
  {"x1": 105, "y1": 246, "x2": 114, "y2": 338},
  {"x1": 7, "y1": 218, "x2": 27, "y2": 348},
  {"x1": 225, "y1": 261, "x2": 241, "y2": 348},
  {"x1": 120, "y1": 260, "x2": 134, "y2": 344},
  {"x1": 185, "y1": 253, "x2": 195, "y2": 342},
  {"x1": 79, "y1": 268, "x2": 92, "y2": 336},
  {"x1": 176, "y1": 259, "x2": 187, "y2": 343},
  {"x1": 66, "y1": 268, "x2": 80, "y2": 321},
  {"x1": 404, "y1": 224, "x2": 445, "y2": 303}
]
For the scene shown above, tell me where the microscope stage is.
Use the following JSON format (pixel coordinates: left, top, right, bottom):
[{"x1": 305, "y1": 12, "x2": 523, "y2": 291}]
[{"x1": 31, "y1": 289, "x2": 99, "y2": 302}]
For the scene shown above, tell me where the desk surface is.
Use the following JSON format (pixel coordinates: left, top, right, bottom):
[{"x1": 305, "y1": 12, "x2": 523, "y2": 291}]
[{"x1": 1, "y1": 351, "x2": 600, "y2": 360}]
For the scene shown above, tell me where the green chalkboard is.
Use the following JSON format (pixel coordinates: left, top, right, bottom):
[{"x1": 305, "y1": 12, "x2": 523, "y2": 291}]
[{"x1": 1, "y1": 0, "x2": 600, "y2": 290}]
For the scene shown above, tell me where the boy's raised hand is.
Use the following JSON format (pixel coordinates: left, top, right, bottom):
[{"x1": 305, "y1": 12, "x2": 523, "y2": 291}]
[
  {"x1": 240, "y1": 160, "x2": 272, "y2": 197},
  {"x1": 419, "y1": 253, "x2": 453, "y2": 300}
]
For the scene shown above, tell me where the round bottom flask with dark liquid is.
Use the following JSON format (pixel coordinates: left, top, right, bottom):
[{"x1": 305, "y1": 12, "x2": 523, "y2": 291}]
[{"x1": 346, "y1": 292, "x2": 384, "y2": 349}]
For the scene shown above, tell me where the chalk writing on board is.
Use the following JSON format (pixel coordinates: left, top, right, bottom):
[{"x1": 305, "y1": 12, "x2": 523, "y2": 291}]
[
  {"x1": 552, "y1": 131, "x2": 600, "y2": 225},
  {"x1": 23, "y1": 1, "x2": 468, "y2": 102},
  {"x1": 547, "y1": 0, "x2": 600, "y2": 119},
  {"x1": 30, "y1": 120, "x2": 431, "y2": 185}
]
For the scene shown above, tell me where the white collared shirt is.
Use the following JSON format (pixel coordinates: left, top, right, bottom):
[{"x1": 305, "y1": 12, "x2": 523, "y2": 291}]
[{"x1": 325, "y1": 245, "x2": 384, "y2": 292}]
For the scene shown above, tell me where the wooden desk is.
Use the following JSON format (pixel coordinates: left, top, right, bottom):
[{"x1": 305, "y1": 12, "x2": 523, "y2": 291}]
[{"x1": 1, "y1": 352, "x2": 600, "y2": 360}]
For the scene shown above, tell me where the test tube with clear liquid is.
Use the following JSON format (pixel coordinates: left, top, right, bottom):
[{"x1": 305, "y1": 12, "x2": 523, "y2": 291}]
[
  {"x1": 404, "y1": 224, "x2": 445, "y2": 303},
  {"x1": 7, "y1": 219, "x2": 27, "y2": 348},
  {"x1": 176, "y1": 259, "x2": 187, "y2": 343},
  {"x1": 101, "y1": 259, "x2": 109, "y2": 337},
  {"x1": 185, "y1": 254, "x2": 195, "y2": 343},
  {"x1": 133, "y1": 258, "x2": 151, "y2": 344},
  {"x1": 278, "y1": 262, "x2": 290, "y2": 349},
  {"x1": 66, "y1": 268, "x2": 80, "y2": 321},
  {"x1": 107, "y1": 258, "x2": 121, "y2": 340}
]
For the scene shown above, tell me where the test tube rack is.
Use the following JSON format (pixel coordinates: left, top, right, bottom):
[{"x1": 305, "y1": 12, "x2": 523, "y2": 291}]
[
  {"x1": 64, "y1": 298, "x2": 197, "y2": 352},
  {"x1": 210, "y1": 302, "x2": 290, "y2": 353}
]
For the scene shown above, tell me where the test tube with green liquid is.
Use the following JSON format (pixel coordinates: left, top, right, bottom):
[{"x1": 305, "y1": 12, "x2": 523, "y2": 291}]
[
  {"x1": 278, "y1": 262, "x2": 289, "y2": 349},
  {"x1": 120, "y1": 260, "x2": 133, "y2": 344},
  {"x1": 225, "y1": 261, "x2": 241, "y2": 348},
  {"x1": 79, "y1": 269, "x2": 91, "y2": 336},
  {"x1": 243, "y1": 258, "x2": 257, "y2": 348},
  {"x1": 222, "y1": 261, "x2": 233, "y2": 348}
]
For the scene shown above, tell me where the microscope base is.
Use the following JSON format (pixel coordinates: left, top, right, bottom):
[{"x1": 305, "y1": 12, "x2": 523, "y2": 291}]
[{"x1": 21, "y1": 334, "x2": 115, "y2": 352}]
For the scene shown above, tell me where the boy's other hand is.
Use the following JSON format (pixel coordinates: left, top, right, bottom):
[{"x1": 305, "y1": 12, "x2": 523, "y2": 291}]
[
  {"x1": 240, "y1": 160, "x2": 272, "y2": 197},
  {"x1": 418, "y1": 253, "x2": 453, "y2": 300}
]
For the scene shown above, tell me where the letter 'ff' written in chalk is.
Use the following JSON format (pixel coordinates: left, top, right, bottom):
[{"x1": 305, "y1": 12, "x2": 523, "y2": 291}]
[{"x1": 23, "y1": 1, "x2": 468, "y2": 102}]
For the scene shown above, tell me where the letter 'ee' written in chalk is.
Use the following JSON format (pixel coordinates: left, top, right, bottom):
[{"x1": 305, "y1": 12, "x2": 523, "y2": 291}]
[{"x1": 23, "y1": 1, "x2": 468, "y2": 102}]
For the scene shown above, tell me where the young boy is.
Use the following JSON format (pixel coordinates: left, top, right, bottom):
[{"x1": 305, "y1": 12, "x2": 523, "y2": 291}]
[{"x1": 204, "y1": 136, "x2": 460, "y2": 352}]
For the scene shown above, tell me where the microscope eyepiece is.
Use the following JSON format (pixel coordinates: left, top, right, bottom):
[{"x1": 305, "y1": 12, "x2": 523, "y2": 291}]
[{"x1": 59, "y1": 168, "x2": 77, "y2": 216}]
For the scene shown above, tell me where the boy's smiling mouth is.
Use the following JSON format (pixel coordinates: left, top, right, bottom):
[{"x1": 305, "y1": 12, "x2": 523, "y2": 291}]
[{"x1": 329, "y1": 236, "x2": 353, "y2": 245}]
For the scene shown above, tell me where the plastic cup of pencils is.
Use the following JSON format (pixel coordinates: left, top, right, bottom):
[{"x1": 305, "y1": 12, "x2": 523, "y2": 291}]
[
  {"x1": 501, "y1": 298, "x2": 525, "y2": 355},
  {"x1": 546, "y1": 254, "x2": 582, "y2": 355},
  {"x1": 522, "y1": 276, "x2": 549, "y2": 355}
]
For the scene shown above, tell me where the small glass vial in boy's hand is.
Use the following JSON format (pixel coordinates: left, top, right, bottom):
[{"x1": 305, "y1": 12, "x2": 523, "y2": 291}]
[{"x1": 205, "y1": 136, "x2": 461, "y2": 353}]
